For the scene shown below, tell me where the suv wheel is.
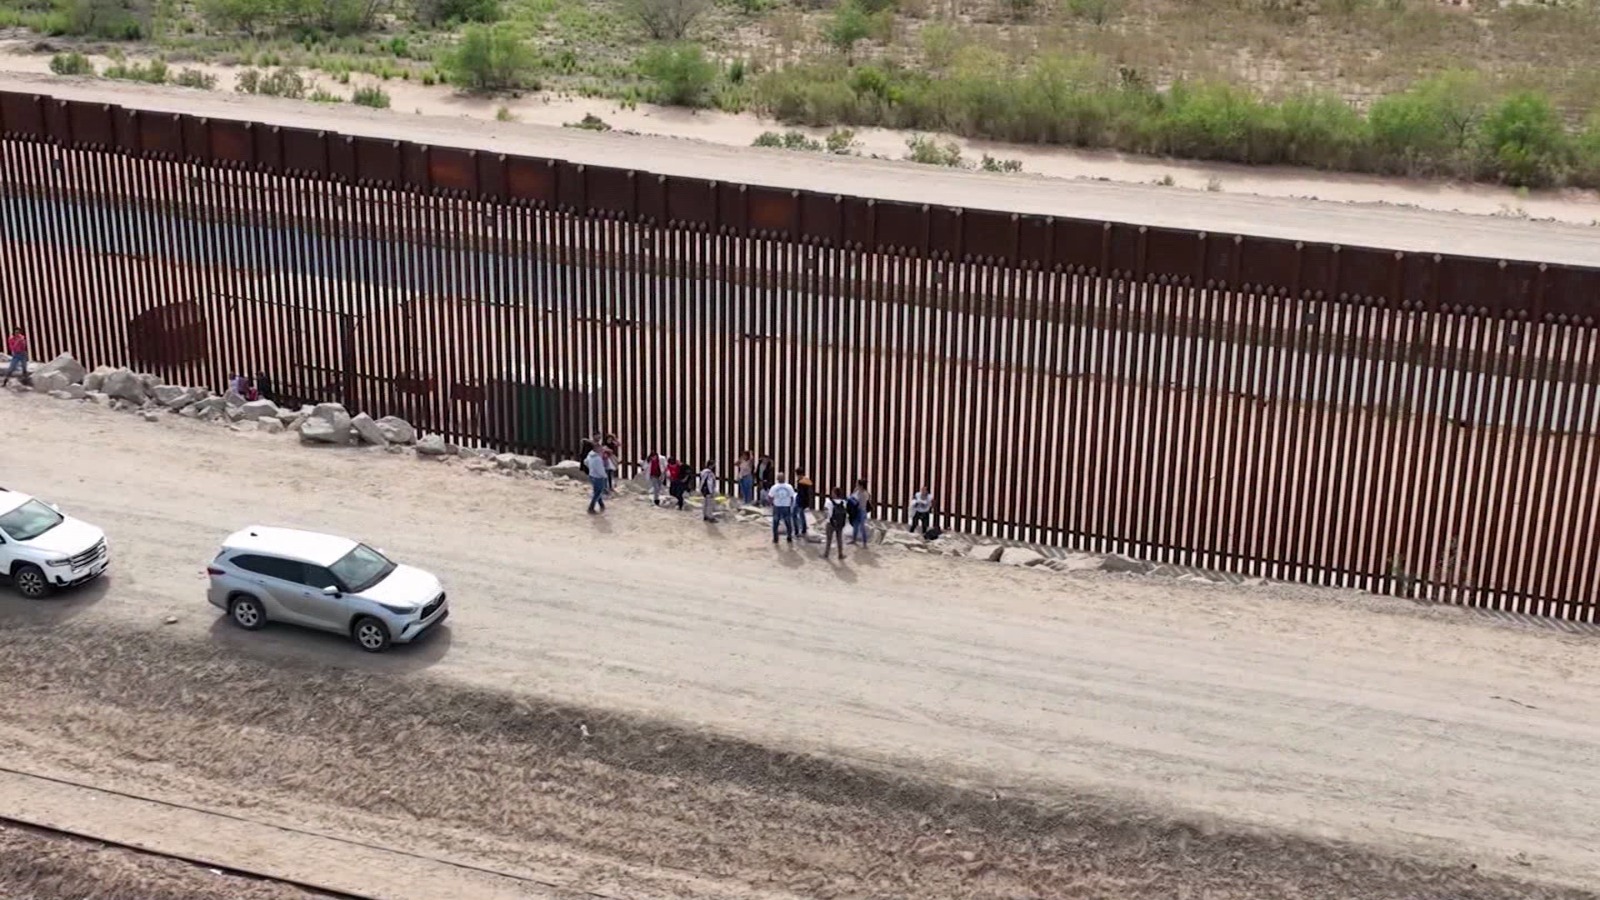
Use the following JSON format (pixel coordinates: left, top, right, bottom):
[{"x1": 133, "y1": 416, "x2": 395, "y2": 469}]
[
  {"x1": 229, "y1": 594, "x2": 266, "y2": 630},
  {"x1": 12, "y1": 564, "x2": 50, "y2": 600},
  {"x1": 352, "y1": 616, "x2": 391, "y2": 653}
]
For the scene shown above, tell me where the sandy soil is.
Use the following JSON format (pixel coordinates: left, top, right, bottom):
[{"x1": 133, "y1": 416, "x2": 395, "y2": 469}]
[
  {"x1": 3, "y1": 70, "x2": 1600, "y2": 267},
  {"x1": 0, "y1": 822, "x2": 325, "y2": 900},
  {"x1": 0, "y1": 388, "x2": 1598, "y2": 896}
]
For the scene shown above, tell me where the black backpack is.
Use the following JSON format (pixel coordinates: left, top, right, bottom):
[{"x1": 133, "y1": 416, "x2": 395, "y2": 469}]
[{"x1": 829, "y1": 500, "x2": 849, "y2": 528}]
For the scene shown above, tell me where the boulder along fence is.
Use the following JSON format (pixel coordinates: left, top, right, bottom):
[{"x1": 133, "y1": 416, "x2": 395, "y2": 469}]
[{"x1": 2, "y1": 90, "x2": 1598, "y2": 622}]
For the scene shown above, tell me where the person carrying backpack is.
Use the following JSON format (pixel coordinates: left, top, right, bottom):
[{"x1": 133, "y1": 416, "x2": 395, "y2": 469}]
[
  {"x1": 645, "y1": 450, "x2": 667, "y2": 506},
  {"x1": 822, "y1": 487, "x2": 850, "y2": 561},
  {"x1": 698, "y1": 460, "x2": 719, "y2": 522}
]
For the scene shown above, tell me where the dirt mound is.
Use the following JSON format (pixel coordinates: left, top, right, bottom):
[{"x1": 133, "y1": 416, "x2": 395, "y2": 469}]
[{"x1": 0, "y1": 621, "x2": 1588, "y2": 900}]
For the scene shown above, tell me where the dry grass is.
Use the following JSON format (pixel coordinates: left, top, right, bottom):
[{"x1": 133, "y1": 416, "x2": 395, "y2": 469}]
[
  {"x1": 742, "y1": 0, "x2": 1600, "y2": 114},
  {"x1": 0, "y1": 620, "x2": 1594, "y2": 900},
  {"x1": 0, "y1": 822, "x2": 324, "y2": 900}
]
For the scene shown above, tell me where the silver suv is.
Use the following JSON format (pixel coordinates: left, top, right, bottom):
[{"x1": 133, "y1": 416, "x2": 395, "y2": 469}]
[{"x1": 206, "y1": 526, "x2": 449, "y2": 652}]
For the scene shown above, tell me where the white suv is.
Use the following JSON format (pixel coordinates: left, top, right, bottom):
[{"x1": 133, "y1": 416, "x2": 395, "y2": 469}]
[
  {"x1": 206, "y1": 526, "x2": 449, "y2": 652},
  {"x1": 0, "y1": 488, "x2": 110, "y2": 599}
]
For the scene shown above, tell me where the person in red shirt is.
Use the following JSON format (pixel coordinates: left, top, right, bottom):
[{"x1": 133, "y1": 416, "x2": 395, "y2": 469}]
[{"x1": 2, "y1": 328, "x2": 28, "y2": 387}]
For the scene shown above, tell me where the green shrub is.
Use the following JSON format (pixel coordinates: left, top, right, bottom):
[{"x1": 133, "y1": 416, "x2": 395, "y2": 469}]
[
  {"x1": 825, "y1": 0, "x2": 872, "y2": 59},
  {"x1": 57, "y1": 0, "x2": 145, "y2": 38},
  {"x1": 825, "y1": 127, "x2": 859, "y2": 154},
  {"x1": 638, "y1": 43, "x2": 718, "y2": 107},
  {"x1": 1477, "y1": 91, "x2": 1569, "y2": 187},
  {"x1": 414, "y1": 0, "x2": 499, "y2": 25},
  {"x1": 352, "y1": 84, "x2": 390, "y2": 107},
  {"x1": 48, "y1": 51, "x2": 94, "y2": 76},
  {"x1": 1573, "y1": 115, "x2": 1600, "y2": 189},
  {"x1": 1366, "y1": 87, "x2": 1454, "y2": 174},
  {"x1": 905, "y1": 134, "x2": 962, "y2": 166},
  {"x1": 753, "y1": 129, "x2": 822, "y2": 150},
  {"x1": 443, "y1": 24, "x2": 539, "y2": 93},
  {"x1": 565, "y1": 113, "x2": 612, "y2": 130},
  {"x1": 174, "y1": 68, "x2": 219, "y2": 89},
  {"x1": 981, "y1": 154, "x2": 1023, "y2": 172},
  {"x1": 625, "y1": 0, "x2": 707, "y2": 40},
  {"x1": 103, "y1": 57, "x2": 168, "y2": 83},
  {"x1": 309, "y1": 87, "x2": 343, "y2": 102},
  {"x1": 235, "y1": 66, "x2": 308, "y2": 98}
]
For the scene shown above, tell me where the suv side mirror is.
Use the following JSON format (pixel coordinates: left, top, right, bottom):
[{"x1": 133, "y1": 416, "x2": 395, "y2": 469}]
[{"x1": 322, "y1": 585, "x2": 341, "y2": 597}]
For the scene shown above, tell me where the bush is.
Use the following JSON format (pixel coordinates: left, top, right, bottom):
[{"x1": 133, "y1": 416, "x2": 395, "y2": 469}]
[
  {"x1": 173, "y1": 68, "x2": 219, "y2": 89},
  {"x1": 625, "y1": 0, "x2": 707, "y2": 40},
  {"x1": 565, "y1": 113, "x2": 612, "y2": 131},
  {"x1": 639, "y1": 43, "x2": 718, "y2": 107},
  {"x1": 352, "y1": 85, "x2": 391, "y2": 107},
  {"x1": 825, "y1": 0, "x2": 872, "y2": 59},
  {"x1": 905, "y1": 134, "x2": 962, "y2": 166},
  {"x1": 58, "y1": 0, "x2": 145, "y2": 38},
  {"x1": 235, "y1": 67, "x2": 308, "y2": 98},
  {"x1": 1478, "y1": 91, "x2": 1569, "y2": 187},
  {"x1": 102, "y1": 57, "x2": 168, "y2": 83},
  {"x1": 414, "y1": 0, "x2": 498, "y2": 24},
  {"x1": 1063, "y1": 0, "x2": 1119, "y2": 25},
  {"x1": 754, "y1": 129, "x2": 822, "y2": 150},
  {"x1": 48, "y1": 52, "x2": 94, "y2": 76},
  {"x1": 443, "y1": 24, "x2": 539, "y2": 93},
  {"x1": 200, "y1": 0, "x2": 387, "y2": 35}
]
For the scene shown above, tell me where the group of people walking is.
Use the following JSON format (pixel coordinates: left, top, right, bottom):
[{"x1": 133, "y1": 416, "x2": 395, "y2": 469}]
[{"x1": 581, "y1": 434, "x2": 937, "y2": 562}]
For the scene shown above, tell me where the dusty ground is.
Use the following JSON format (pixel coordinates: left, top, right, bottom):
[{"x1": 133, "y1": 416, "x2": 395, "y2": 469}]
[
  {"x1": 0, "y1": 388, "x2": 1598, "y2": 899},
  {"x1": 3, "y1": 72, "x2": 1599, "y2": 262},
  {"x1": 0, "y1": 822, "x2": 326, "y2": 900}
]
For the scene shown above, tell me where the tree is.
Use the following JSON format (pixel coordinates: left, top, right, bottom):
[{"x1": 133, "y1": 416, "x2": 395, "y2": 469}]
[
  {"x1": 825, "y1": 0, "x2": 871, "y2": 60},
  {"x1": 413, "y1": 0, "x2": 500, "y2": 26},
  {"x1": 625, "y1": 0, "x2": 708, "y2": 40},
  {"x1": 638, "y1": 43, "x2": 719, "y2": 107},
  {"x1": 443, "y1": 24, "x2": 540, "y2": 92},
  {"x1": 1478, "y1": 91, "x2": 1570, "y2": 187}
]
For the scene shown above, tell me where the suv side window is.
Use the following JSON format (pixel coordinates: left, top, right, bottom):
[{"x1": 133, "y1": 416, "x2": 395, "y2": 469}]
[
  {"x1": 231, "y1": 553, "x2": 302, "y2": 582},
  {"x1": 301, "y1": 564, "x2": 342, "y2": 592}
]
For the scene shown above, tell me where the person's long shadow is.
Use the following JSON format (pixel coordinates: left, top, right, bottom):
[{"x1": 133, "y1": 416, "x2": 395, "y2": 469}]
[{"x1": 827, "y1": 559, "x2": 859, "y2": 583}]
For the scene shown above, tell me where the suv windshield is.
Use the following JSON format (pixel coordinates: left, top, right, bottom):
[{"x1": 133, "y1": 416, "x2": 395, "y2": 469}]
[
  {"x1": 0, "y1": 500, "x2": 64, "y2": 542},
  {"x1": 329, "y1": 543, "x2": 395, "y2": 593}
]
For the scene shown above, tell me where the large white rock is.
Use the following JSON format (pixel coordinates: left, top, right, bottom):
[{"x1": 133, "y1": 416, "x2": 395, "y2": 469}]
[
  {"x1": 374, "y1": 416, "x2": 416, "y2": 444},
  {"x1": 30, "y1": 371, "x2": 70, "y2": 394},
  {"x1": 137, "y1": 372, "x2": 164, "y2": 393},
  {"x1": 83, "y1": 366, "x2": 115, "y2": 393},
  {"x1": 237, "y1": 399, "x2": 281, "y2": 421},
  {"x1": 102, "y1": 369, "x2": 148, "y2": 403},
  {"x1": 258, "y1": 418, "x2": 285, "y2": 434},
  {"x1": 33, "y1": 353, "x2": 86, "y2": 385},
  {"x1": 968, "y1": 544, "x2": 1004, "y2": 562},
  {"x1": 223, "y1": 388, "x2": 247, "y2": 408},
  {"x1": 999, "y1": 547, "x2": 1045, "y2": 567},
  {"x1": 414, "y1": 434, "x2": 451, "y2": 456},
  {"x1": 549, "y1": 460, "x2": 588, "y2": 482},
  {"x1": 298, "y1": 417, "x2": 347, "y2": 444},
  {"x1": 297, "y1": 402, "x2": 354, "y2": 444},
  {"x1": 153, "y1": 384, "x2": 197, "y2": 408},
  {"x1": 350, "y1": 413, "x2": 388, "y2": 447}
]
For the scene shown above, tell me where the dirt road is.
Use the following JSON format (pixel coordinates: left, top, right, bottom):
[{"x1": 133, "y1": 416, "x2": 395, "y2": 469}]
[
  {"x1": 3, "y1": 72, "x2": 1599, "y2": 267},
  {"x1": 1, "y1": 389, "x2": 1598, "y2": 898}
]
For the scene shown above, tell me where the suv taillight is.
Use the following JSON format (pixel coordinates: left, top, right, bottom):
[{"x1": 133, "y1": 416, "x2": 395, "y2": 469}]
[{"x1": 205, "y1": 566, "x2": 224, "y2": 577}]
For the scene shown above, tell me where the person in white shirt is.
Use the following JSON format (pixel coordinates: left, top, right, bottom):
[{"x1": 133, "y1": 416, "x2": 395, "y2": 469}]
[
  {"x1": 768, "y1": 473, "x2": 797, "y2": 544},
  {"x1": 909, "y1": 488, "x2": 933, "y2": 535},
  {"x1": 583, "y1": 448, "x2": 609, "y2": 514},
  {"x1": 698, "y1": 461, "x2": 719, "y2": 522}
]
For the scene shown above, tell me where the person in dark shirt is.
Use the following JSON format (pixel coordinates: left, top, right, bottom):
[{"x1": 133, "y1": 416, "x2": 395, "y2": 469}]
[{"x1": 792, "y1": 468, "x2": 814, "y2": 537}]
